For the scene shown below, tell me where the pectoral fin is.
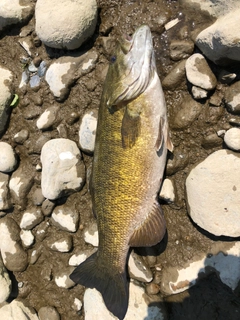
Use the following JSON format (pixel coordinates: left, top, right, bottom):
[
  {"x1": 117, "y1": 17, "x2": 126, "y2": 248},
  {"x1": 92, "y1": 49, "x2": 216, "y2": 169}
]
[
  {"x1": 155, "y1": 117, "x2": 174, "y2": 152},
  {"x1": 129, "y1": 201, "x2": 166, "y2": 247},
  {"x1": 121, "y1": 107, "x2": 141, "y2": 149}
]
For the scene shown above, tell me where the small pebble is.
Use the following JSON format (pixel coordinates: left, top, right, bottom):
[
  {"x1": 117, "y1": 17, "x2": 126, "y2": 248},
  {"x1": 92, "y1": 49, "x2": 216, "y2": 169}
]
[
  {"x1": 0, "y1": 142, "x2": 18, "y2": 173},
  {"x1": 38, "y1": 306, "x2": 61, "y2": 320},
  {"x1": 224, "y1": 128, "x2": 240, "y2": 151}
]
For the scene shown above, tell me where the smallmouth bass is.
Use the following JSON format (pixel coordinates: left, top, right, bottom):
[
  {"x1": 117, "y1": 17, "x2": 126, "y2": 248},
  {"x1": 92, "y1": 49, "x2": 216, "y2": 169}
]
[{"x1": 70, "y1": 25, "x2": 173, "y2": 319}]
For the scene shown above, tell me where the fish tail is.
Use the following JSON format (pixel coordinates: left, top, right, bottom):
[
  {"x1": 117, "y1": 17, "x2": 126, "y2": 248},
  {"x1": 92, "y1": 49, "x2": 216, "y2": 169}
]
[{"x1": 70, "y1": 252, "x2": 129, "y2": 320}]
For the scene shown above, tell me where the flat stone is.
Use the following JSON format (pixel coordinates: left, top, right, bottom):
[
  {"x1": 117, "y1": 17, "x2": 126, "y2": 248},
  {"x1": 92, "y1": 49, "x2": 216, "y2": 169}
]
[
  {"x1": 0, "y1": 172, "x2": 12, "y2": 211},
  {"x1": 185, "y1": 53, "x2": 217, "y2": 90},
  {"x1": 35, "y1": 0, "x2": 97, "y2": 50},
  {"x1": 41, "y1": 138, "x2": 85, "y2": 200},
  {"x1": 186, "y1": 149, "x2": 240, "y2": 236},
  {"x1": 161, "y1": 241, "x2": 240, "y2": 295},
  {"x1": 36, "y1": 105, "x2": 59, "y2": 130},
  {"x1": 224, "y1": 128, "x2": 240, "y2": 151},
  {"x1": 83, "y1": 282, "x2": 167, "y2": 320}
]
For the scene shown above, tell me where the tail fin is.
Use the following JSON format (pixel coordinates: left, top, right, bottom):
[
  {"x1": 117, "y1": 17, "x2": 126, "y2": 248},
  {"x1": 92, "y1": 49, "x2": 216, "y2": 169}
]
[{"x1": 70, "y1": 252, "x2": 129, "y2": 320}]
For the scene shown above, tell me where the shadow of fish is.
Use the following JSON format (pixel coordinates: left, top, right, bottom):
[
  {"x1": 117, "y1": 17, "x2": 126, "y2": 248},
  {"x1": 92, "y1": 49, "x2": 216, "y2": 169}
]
[{"x1": 70, "y1": 25, "x2": 173, "y2": 320}]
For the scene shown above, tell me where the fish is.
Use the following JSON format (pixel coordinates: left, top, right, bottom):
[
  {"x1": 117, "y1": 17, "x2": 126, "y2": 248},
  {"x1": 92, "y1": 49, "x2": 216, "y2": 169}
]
[{"x1": 70, "y1": 25, "x2": 173, "y2": 320}]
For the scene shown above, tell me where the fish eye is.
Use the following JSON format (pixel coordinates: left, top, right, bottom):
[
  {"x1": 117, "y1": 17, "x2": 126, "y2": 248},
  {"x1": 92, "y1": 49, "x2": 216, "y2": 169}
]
[{"x1": 110, "y1": 55, "x2": 117, "y2": 64}]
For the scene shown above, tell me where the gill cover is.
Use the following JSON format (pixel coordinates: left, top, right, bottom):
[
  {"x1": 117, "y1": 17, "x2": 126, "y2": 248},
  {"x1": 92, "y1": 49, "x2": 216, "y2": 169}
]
[{"x1": 106, "y1": 25, "x2": 156, "y2": 109}]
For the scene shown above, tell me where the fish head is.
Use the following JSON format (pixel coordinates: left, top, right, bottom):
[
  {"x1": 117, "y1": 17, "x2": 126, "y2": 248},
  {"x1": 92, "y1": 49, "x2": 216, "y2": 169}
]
[{"x1": 105, "y1": 25, "x2": 156, "y2": 110}]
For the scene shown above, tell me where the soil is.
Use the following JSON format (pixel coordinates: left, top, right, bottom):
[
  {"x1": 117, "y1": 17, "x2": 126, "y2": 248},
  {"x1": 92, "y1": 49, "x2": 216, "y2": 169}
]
[{"x1": 1, "y1": 0, "x2": 240, "y2": 319}]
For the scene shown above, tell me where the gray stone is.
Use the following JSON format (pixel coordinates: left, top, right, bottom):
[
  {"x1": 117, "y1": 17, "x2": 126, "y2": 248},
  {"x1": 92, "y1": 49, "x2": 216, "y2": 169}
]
[
  {"x1": 0, "y1": 217, "x2": 28, "y2": 272},
  {"x1": 0, "y1": 67, "x2": 13, "y2": 137},
  {"x1": 0, "y1": 255, "x2": 11, "y2": 303},
  {"x1": 79, "y1": 109, "x2": 98, "y2": 153},
  {"x1": 38, "y1": 306, "x2": 60, "y2": 320},
  {"x1": 169, "y1": 40, "x2": 194, "y2": 61},
  {"x1": 54, "y1": 269, "x2": 75, "y2": 289},
  {"x1": 20, "y1": 229, "x2": 34, "y2": 248},
  {"x1": 185, "y1": 53, "x2": 217, "y2": 90},
  {"x1": 36, "y1": 105, "x2": 59, "y2": 130},
  {"x1": 84, "y1": 222, "x2": 99, "y2": 247},
  {"x1": 0, "y1": 142, "x2": 18, "y2": 173},
  {"x1": 224, "y1": 81, "x2": 240, "y2": 114},
  {"x1": 196, "y1": 9, "x2": 240, "y2": 65},
  {"x1": 13, "y1": 129, "x2": 29, "y2": 144},
  {"x1": 20, "y1": 208, "x2": 44, "y2": 230},
  {"x1": 186, "y1": 149, "x2": 240, "y2": 237},
  {"x1": 46, "y1": 232, "x2": 73, "y2": 252},
  {"x1": 224, "y1": 128, "x2": 240, "y2": 151},
  {"x1": 0, "y1": 300, "x2": 39, "y2": 320},
  {"x1": 35, "y1": 0, "x2": 97, "y2": 50},
  {"x1": 41, "y1": 138, "x2": 85, "y2": 200},
  {"x1": 191, "y1": 86, "x2": 208, "y2": 100},
  {"x1": 51, "y1": 205, "x2": 79, "y2": 232},
  {"x1": 162, "y1": 60, "x2": 187, "y2": 90},
  {"x1": 0, "y1": 172, "x2": 12, "y2": 211},
  {"x1": 45, "y1": 50, "x2": 98, "y2": 101}
]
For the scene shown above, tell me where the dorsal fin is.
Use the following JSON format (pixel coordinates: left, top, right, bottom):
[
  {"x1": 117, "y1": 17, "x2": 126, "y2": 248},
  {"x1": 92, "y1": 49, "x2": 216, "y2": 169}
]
[{"x1": 129, "y1": 201, "x2": 166, "y2": 247}]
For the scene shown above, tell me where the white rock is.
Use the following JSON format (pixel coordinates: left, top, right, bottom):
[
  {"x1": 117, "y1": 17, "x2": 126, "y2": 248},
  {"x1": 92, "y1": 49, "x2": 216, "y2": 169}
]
[
  {"x1": 54, "y1": 272, "x2": 75, "y2": 289},
  {"x1": 79, "y1": 110, "x2": 98, "y2": 153},
  {"x1": 45, "y1": 50, "x2": 98, "y2": 101},
  {"x1": 36, "y1": 105, "x2": 59, "y2": 130},
  {"x1": 50, "y1": 239, "x2": 72, "y2": 252},
  {"x1": 69, "y1": 252, "x2": 88, "y2": 266},
  {"x1": 159, "y1": 178, "x2": 175, "y2": 202},
  {"x1": 0, "y1": 300, "x2": 39, "y2": 320},
  {"x1": 196, "y1": 9, "x2": 240, "y2": 65},
  {"x1": 51, "y1": 205, "x2": 79, "y2": 232},
  {"x1": 191, "y1": 86, "x2": 208, "y2": 100},
  {"x1": 0, "y1": 217, "x2": 28, "y2": 272},
  {"x1": 128, "y1": 251, "x2": 153, "y2": 283},
  {"x1": 0, "y1": 255, "x2": 11, "y2": 303},
  {"x1": 161, "y1": 241, "x2": 240, "y2": 295},
  {"x1": 84, "y1": 223, "x2": 99, "y2": 247},
  {"x1": 0, "y1": 66, "x2": 13, "y2": 136},
  {"x1": 20, "y1": 208, "x2": 44, "y2": 230},
  {"x1": 0, "y1": 0, "x2": 34, "y2": 31},
  {"x1": 35, "y1": 0, "x2": 97, "y2": 50},
  {"x1": 84, "y1": 282, "x2": 166, "y2": 320},
  {"x1": 185, "y1": 53, "x2": 217, "y2": 90},
  {"x1": 20, "y1": 230, "x2": 34, "y2": 247},
  {"x1": 186, "y1": 149, "x2": 240, "y2": 236},
  {"x1": 224, "y1": 128, "x2": 240, "y2": 151},
  {"x1": 72, "y1": 298, "x2": 82, "y2": 311},
  {"x1": 0, "y1": 142, "x2": 17, "y2": 173},
  {"x1": 41, "y1": 138, "x2": 85, "y2": 200},
  {"x1": 0, "y1": 172, "x2": 11, "y2": 211}
]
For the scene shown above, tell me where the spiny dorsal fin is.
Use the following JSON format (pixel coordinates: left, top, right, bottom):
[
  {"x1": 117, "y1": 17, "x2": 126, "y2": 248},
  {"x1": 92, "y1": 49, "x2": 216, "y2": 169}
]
[
  {"x1": 121, "y1": 107, "x2": 141, "y2": 149},
  {"x1": 129, "y1": 201, "x2": 166, "y2": 247}
]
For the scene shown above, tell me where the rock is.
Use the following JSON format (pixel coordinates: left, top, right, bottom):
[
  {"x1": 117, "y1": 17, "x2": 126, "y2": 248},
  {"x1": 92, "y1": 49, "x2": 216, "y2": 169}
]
[
  {"x1": 9, "y1": 161, "x2": 34, "y2": 206},
  {"x1": 32, "y1": 188, "x2": 45, "y2": 206},
  {"x1": 79, "y1": 109, "x2": 98, "y2": 153},
  {"x1": 201, "y1": 133, "x2": 222, "y2": 149},
  {"x1": 162, "y1": 60, "x2": 187, "y2": 90},
  {"x1": 41, "y1": 138, "x2": 85, "y2": 200},
  {"x1": 20, "y1": 229, "x2": 34, "y2": 248},
  {"x1": 18, "y1": 37, "x2": 35, "y2": 58},
  {"x1": 38, "y1": 306, "x2": 60, "y2": 320},
  {"x1": 35, "y1": 0, "x2": 97, "y2": 50},
  {"x1": 0, "y1": 142, "x2": 17, "y2": 173},
  {"x1": 20, "y1": 208, "x2": 44, "y2": 230},
  {"x1": 0, "y1": 1, "x2": 34, "y2": 32},
  {"x1": 84, "y1": 222, "x2": 99, "y2": 247},
  {"x1": 72, "y1": 298, "x2": 83, "y2": 312},
  {"x1": 54, "y1": 270, "x2": 75, "y2": 289},
  {"x1": 0, "y1": 255, "x2": 11, "y2": 303},
  {"x1": 51, "y1": 205, "x2": 79, "y2": 232},
  {"x1": 218, "y1": 69, "x2": 236, "y2": 84},
  {"x1": 0, "y1": 172, "x2": 12, "y2": 211},
  {"x1": 35, "y1": 221, "x2": 50, "y2": 242},
  {"x1": 191, "y1": 86, "x2": 208, "y2": 100},
  {"x1": 36, "y1": 105, "x2": 59, "y2": 130},
  {"x1": 166, "y1": 147, "x2": 189, "y2": 176},
  {"x1": 0, "y1": 66, "x2": 13, "y2": 137},
  {"x1": 29, "y1": 75, "x2": 41, "y2": 88},
  {"x1": 68, "y1": 249, "x2": 96, "y2": 266},
  {"x1": 185, "y1": 53, "x2": 217, "y2": 90},
  {"x1": 128, "y1": 251, "x2": 153, "y2": 283},
  {"x1": 0, "y1": 300, "x2": 39, "y2": 320},
  {"x1": 46, "y1": 232, "x2": 73, "y2": 252},
  {"x1": 45, "y1": 50, "x2": 98, "y2": 101},
  {"x1": 41, "y1": 199, "x2": 55, "y2": 216},
  {"x1": 224, "y1": 128, "x2": 240, "y2": 151},
  {"x1": 196, "y1": 9, "x2": 240, "y2": 66},
  {"x1": 159, "y1": 178, "x2": 175, "y2": 202},
  {"x1": 169, "y1": 40, "x2": 194, "y2": 61},
  {"x1": 186, "y1": 149, "x2": 240, "y2": 236},
  {"x1": 0, "y1": 217, "x2": 28, "y2": 272},
  {"x1": 13, "y1": 129, "x2": 29, "y2": 144},
  {"x1": 224, "y1": 81, "x2": 240, "y2": 114},
  {"x1": 161, "y1": 241, "x2": 240, "y2": 295},
  {"x1": 145, "y1": 283, "x2": 160, "y2": 295},
  {"x1": 83, "y1": 282, "x2": 166, "y2": 320},
  {"x1": 171, "y1": 95, "x2": 202, "y2": 130}
]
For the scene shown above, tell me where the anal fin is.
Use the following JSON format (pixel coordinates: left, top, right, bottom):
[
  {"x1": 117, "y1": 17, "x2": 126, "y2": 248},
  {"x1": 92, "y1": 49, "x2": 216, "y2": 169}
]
[
  {"x1": 129, "y1": 201, "x2": 166, "y2": 247},
  {"x1": 121, "y1": 107, "x2": 141, "y2": 149}
]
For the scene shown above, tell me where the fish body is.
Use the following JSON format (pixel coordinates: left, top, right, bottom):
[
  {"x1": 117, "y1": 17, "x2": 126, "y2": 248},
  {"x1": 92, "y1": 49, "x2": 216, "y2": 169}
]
[{"x1": 70, "y1": 25, "x2": 173, "y2": 320}]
